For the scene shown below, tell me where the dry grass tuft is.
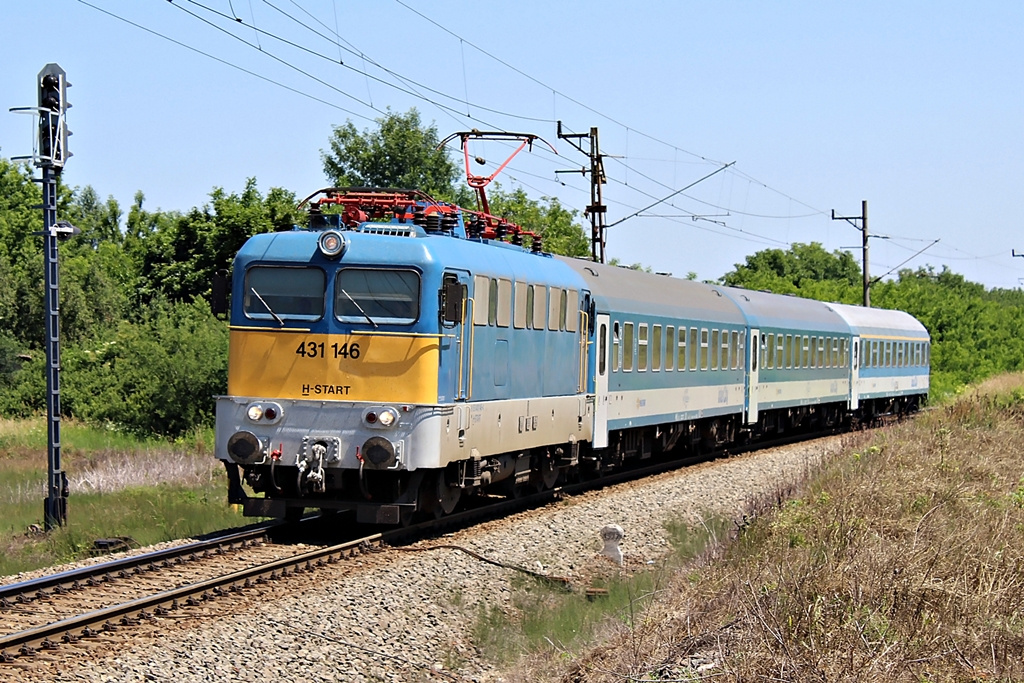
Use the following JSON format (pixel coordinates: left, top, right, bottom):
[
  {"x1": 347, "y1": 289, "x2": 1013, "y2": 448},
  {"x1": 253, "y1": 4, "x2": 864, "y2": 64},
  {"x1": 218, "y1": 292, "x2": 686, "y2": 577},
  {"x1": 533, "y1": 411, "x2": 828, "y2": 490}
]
[{"x1": 534, "y1": 381, "x2": 1024, "y2": 682}]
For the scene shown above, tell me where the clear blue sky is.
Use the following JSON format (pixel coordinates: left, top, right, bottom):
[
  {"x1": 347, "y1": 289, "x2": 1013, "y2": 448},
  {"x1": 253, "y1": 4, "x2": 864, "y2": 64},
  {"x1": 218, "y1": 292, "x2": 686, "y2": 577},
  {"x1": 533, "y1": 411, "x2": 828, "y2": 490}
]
[{"x1": 3, "y1": 1, "x2": 1022, "y2": 288}]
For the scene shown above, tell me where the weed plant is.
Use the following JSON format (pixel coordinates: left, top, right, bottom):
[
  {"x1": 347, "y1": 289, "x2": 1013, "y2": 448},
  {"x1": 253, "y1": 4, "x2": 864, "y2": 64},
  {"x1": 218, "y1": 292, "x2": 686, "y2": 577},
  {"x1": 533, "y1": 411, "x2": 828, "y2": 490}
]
[{"x1": 518, "y1": 373, "x2": 1024, "y2": 682}]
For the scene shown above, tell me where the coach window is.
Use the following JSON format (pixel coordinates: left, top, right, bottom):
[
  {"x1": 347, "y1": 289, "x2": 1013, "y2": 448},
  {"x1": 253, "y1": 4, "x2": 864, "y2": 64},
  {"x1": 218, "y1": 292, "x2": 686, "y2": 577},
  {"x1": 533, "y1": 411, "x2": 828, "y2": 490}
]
[
  {"x1": 738, "y1": 332, "x2": 746, "y2": 370},
  {"x1": 884, "y1": 341, "x2": 892, "y2": 367},
  {"x1": 801, "y1": 336, "x2": 809, "y2": 368},
  {"x1": 689, "y1": 328, "x2": 699, "y2": 371},
  {"x1": 809, "y1": 336, "x2": 817, "y2": 368},
  {"x1": 832, "y1": 338, "x2": 840, "y2": 368},
  {"x1": 915, "y1": 342, "x2": 922, "y2": 366},
  {"x1": 245, "y1": 266, "x2": 325, "y2": 321},
  {"x1": 818, "y1": 337, "x2": 825, "y2": 368},
  {"x1": 548, "y1": 287, "x2": 561, "y2": 331},
  {"x1": 679, "y1": 327, "x2": 688, "y2": 370},
  {"x1": 565, "y1": 289, "x2": 579, "y2": 333},
  {"x1": 652, "y1": 324, "x2": 662, "y2": 371},
  {"x1": 925, "y1": 343, "x2": 930, "y2": 365},
  {"x1": 774, "y1": 333, "x2": 783, "y2": 369},
  {"x1": 335, "y1": 268, "x2": 419, "y2": 325},
  {"x1": 513, "y1": 281, "x2": 527, "y2": 329},
  {"x1": 496, "y1": 278, "x2": 512, "y2": 328},
  {"x1": 623, "y1": 322, "x2": 635, "y2": 371},
  {"x1": 765, "y1": 333, "x2": 774, "y2": 369},
  {"x1": 700, "y1": 328, "x2": 710, "y2": 371},
  {"x1": 599, "y1": 322, "x2": 607, "y2": 375},
  {"x1": 638, "y1": 324, "x2": 649, "y2": 371},
  {"x1": 706, "y1": 329, "x2": 717, "y2": 370},
  {"x1": 665, "y1": 326, "x2": 675, "y2": 370},
  {"x1": 841, "y1": 338, "x2": 848, "y2": 368},
  {"x1": 612, "y1": 321, "x2": 621, "y2": 372},
  {"x1": 734, "y1": 331, "x2": 742, "y2": 370},
  {"x1": 785, "y1": 334, "x2": 793, "y2": 369}
]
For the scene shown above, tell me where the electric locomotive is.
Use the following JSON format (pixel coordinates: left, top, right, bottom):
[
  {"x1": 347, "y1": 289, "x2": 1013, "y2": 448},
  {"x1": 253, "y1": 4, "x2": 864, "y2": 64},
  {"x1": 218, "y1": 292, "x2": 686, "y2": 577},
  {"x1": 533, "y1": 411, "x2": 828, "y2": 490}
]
[{"x1": 216, "y1": 188, "x2": 593, "y2": 523}]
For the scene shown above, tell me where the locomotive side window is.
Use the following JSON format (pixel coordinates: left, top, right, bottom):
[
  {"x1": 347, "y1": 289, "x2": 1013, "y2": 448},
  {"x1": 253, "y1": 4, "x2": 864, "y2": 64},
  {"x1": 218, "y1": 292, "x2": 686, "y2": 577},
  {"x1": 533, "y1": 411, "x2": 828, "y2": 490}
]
[
  {"x1": 665, "y1": 326, "x2": 675, "y2": 370},
  {"x1": 488, "y1": 279, "x2": 499, "y2": 326},
  {"x1": 244, "y1": 266, "x2": 325, "y2": 321},
  {"x1": 496, "y1": 278, "x2": 512, "y2": 328},
  {"x1": 514, "y1": 281, "x2": 528, "y2": 329},
  {"x1": 638, "y1": 324, "x2": 649, "y2": 371},
  {"x1": 548, "y1": 288, "x2": 562, "y2": 331},
  {"x1": 473, "y1": 275, "x2": 489, "y2": 325},
  {"x1": 565, "y1": 289, "x2": 579, "y2": 332},
  {"x1": 335, "y1": 268, "x2": 420, "y2": 325},
  {"x1": 530, "y1": 285, "x2": 547, "y2": 330},
  {"x1": 623, "y1": 322, "x2": 635, "y2": 371}
]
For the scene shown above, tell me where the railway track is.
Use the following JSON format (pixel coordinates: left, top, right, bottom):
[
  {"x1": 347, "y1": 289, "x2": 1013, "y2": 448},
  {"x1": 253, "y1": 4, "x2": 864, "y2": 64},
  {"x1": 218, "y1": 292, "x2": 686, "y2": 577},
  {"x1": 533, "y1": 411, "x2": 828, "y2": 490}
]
[{"x1": 0, "y1": 423, "x2": 865, "y2": 665}]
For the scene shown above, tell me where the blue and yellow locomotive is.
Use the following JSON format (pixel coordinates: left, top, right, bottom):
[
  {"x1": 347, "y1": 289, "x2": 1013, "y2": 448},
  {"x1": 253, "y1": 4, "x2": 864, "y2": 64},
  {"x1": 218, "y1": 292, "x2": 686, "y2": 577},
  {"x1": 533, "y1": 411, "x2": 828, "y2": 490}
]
[{"x1": 215, "y1": 188, "x2": 929, "y2": 523}]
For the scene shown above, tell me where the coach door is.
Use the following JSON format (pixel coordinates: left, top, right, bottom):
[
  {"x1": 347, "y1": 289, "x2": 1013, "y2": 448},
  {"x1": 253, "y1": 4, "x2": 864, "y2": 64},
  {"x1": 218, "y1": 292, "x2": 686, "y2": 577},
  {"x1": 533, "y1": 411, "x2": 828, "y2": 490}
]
[
  {"x1": 745, "y1": 328, "x2": 760, "y2": 424},
  {"x1": 593, "y1": 313, "x2": 610, "y2": 448},
  {"x1": 849, "y1": 337, "x2": 860, "y2": 410}
]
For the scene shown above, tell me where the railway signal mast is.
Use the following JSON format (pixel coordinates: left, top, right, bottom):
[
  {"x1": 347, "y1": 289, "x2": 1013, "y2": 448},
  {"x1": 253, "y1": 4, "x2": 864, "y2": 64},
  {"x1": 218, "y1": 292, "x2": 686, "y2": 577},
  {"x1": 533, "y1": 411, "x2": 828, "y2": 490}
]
[{"x1": 10, "y1": 64, "x2": 77, "y2": 530}]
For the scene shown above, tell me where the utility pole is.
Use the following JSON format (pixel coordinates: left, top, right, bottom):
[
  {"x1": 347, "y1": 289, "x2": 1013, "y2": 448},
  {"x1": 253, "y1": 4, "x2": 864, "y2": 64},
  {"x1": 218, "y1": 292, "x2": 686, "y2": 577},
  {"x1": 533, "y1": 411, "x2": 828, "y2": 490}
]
[
  {"x1": 832, "y1": 200, "x2": 870, "y2": 307},
  {"x1": 555, "y1": 122, "x2": 607, "y2": 263},
  {"x1": 10, "y1": 64, "x2": 76, "y2": 530}
]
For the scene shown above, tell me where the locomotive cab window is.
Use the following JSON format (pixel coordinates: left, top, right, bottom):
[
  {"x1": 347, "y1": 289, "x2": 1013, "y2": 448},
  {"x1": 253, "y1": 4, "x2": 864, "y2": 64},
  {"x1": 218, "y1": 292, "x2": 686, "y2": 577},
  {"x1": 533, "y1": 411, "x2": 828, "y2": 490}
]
[
  {"x1": 335, "y1": 268, "x2": 419, "y2": 325},
  {"x1": 244, "y1": 266, "x2": 325, "y2": 321}
]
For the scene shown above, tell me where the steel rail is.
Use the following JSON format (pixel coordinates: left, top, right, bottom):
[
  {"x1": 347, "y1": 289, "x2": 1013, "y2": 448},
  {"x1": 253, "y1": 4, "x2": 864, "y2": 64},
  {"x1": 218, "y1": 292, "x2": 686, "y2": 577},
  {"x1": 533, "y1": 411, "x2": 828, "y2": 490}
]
[
  {"x1": 0, "y1": 522, "x2": 280, "y2": 606},
  {"x1": 0, "y1": 531, "x2": 383, "y2": 660}
]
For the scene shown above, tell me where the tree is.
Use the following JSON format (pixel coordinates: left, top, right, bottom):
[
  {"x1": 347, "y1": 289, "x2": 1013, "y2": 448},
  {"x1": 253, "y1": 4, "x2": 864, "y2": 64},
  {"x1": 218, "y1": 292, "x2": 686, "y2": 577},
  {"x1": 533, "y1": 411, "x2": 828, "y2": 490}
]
[
  {"x1": 137, "y1": 179, "x2": 299, "y2": 303},
  {"x1": 486, "y1": 186, "x2": 590, "y2": 258},
  {"x1": 722, "y1": 242, "x2": 861, "y2": 292},
  {"x1": 321, "y1": 108, "x2": 459, "y2": 198}
]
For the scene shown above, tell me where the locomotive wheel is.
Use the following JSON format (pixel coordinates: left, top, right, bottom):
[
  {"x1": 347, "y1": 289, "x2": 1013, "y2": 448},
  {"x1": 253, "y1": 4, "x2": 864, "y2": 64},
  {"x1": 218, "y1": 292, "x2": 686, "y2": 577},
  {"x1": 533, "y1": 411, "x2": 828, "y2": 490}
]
[
  {"x1": 422, "y1": 470, "x2": 462, "y2": 519},
  {"x1": 533, "y1": 456, "x2": 559, "y2": 492}
]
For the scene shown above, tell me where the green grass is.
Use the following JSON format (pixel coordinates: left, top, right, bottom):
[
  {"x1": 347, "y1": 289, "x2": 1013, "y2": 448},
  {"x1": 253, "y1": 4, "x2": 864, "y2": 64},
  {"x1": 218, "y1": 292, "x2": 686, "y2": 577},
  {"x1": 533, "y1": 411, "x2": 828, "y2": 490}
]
[{"x1": 0, "y1": 417, "x2": 241, "y2": 578}]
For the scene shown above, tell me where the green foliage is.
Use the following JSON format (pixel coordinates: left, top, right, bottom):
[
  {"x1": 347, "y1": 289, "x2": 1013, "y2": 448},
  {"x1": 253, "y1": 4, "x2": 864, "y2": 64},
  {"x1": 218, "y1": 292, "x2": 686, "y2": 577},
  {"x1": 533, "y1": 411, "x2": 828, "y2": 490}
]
[
  {"x1": 486, "y1": 185, "x2": 590, "y2": 258},
  {"x1": 137, "y1": 179, "x2": 299, "y2": 303},
  {"x1": 61, "y1": 299, "x2": 228, "y2": 437},
  {"x1": 321, "y1": 108, "x2": 460, "y2": 198}
]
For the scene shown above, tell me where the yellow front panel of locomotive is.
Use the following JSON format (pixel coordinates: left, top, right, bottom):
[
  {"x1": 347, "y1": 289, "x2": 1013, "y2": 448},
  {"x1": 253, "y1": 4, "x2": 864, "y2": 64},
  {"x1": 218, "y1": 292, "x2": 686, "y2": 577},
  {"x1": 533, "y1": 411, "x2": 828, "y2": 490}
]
[{"x1": 228, "y1": 330, "x2": 440, "y2": 404}]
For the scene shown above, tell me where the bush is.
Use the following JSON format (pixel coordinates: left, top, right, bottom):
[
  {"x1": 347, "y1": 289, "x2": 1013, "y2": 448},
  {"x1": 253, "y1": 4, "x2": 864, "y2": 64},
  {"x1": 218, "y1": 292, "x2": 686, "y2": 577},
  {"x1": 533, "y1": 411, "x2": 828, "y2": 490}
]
[{"x1": 62, "y1": 298, "x2": 228, "y2": 437}]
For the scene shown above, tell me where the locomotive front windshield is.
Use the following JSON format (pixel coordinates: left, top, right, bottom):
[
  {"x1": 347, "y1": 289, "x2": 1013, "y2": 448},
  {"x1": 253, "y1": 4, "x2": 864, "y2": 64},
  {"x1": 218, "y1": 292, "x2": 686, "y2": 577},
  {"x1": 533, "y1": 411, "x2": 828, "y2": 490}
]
[
  {"x1": 335, "y1": 268, "x2": 420, "y2": 325},
  {"x1": 244, "y1": 266, "x2": 325, "y2": 321}
]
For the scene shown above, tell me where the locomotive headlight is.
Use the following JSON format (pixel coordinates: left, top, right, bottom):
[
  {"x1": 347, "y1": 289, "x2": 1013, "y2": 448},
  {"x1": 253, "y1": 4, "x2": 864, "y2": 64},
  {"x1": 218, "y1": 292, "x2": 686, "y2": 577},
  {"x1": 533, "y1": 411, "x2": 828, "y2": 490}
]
[
  {"x1": 318, "y1": 230, "x2": 347, "y2": 259},
  {"x1": 363, "y1": 407, "x2": 399, "y2": 428},
  {"x1": 247, "y1": 404, "x2": 264, "y2": 421}
]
